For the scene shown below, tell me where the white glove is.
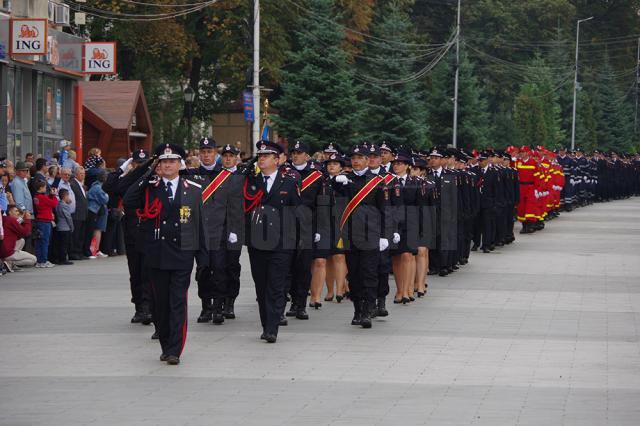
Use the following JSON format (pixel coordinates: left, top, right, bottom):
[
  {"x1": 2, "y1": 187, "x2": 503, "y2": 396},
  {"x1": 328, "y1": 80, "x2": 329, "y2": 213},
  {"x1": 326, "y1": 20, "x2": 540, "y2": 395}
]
[
  {"x1": 392, "y1": 233, "x2": 400, "y2": 244},
  {"x1": 180, "y1": 159, "x2": 187, "y2": 170},
  {"x1": 534, "y1": 190, "x2": 539, "y2": 198},
  {"x1": 228, "y1": 232, "x2": 238, "y2": 244},
  {"x1": 379, "y1": 238, "x2": 389, "y2": 252},
  {"x1": 335, "y1": 175, "x2": 349, "y2": 185},
  {"x1": 314, "y1": 233, "x2": 321, "y2": 243},
  {"x1": 120, "y1": 158, "x2": 133, "y2": 172}
]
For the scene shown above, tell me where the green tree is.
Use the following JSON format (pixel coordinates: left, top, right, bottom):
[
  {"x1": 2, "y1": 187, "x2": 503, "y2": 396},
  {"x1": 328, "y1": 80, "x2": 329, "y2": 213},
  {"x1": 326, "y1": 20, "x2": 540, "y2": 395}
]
[
  {"x1": 357, "y1": 0, "x2": 428, "y2": 149},
  {"x1": 272, "y1": 0, "x2": 363, "y2": 149},
  {"x1": 590, "y1": 53, "x2": 633, "y2": 152},
  {"x1": 427, "y1": 51, "x2": 491, "y2": 149},
  {"x1": 575, "y1": 90, "x2": 597, "y2": 152}
]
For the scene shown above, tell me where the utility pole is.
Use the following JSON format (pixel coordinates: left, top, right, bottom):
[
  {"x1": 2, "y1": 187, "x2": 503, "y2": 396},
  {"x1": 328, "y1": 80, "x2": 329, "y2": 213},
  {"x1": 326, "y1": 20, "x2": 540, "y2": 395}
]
[
  {"x1": 252, "y1": 0, "x2": 260, "y2": 157},
  {"x1": 452, "y1": 0, "x2": 461, "y2": 148},
  {"x1": 570, "y1": 16, "x2": 594, "y2": 151},
  {"x1": 635, "y1": 38, "x2": 639, "y2": 134}
]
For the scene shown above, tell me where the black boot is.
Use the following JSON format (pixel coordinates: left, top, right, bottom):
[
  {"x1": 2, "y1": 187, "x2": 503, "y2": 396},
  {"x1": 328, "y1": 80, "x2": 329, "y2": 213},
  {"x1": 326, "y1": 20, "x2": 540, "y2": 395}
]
[
  {"x1": 360, "y1": 300, "x2": 372, "y2": 329},
  {"x1": 376, "y1": 297, "x2": 388, "y2": 317},
  {"x1": 131, "y1": 308, "x2": 146, "y2": 324},
  {"x1": 222, "y1": 297, "x2": 236, "y2": 319},
  {"x1": 212, "y1": 298, "x2": 225, "y2": 324},
  {"x1": 351, "y1": 299, "x2": 362, "y2": 325},
  {"x1": 285, "y1": 302, "x2": 298, "y2": 317},
  {"x1": 140, "y1": 304, "x2": 153, "y2": 325},
  {"x1": 197, "y1": 299, "x2": 213, "y2": 323},
  {"x1": 295, "y1": 298, "x2": 309, "y2": 320}
]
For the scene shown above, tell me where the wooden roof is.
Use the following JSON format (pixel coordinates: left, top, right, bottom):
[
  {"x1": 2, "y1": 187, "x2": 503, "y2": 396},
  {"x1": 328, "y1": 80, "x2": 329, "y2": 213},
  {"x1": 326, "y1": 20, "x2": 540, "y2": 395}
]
[{"x1": 79, "y1": 81, "x2": 152, "y2": 131}]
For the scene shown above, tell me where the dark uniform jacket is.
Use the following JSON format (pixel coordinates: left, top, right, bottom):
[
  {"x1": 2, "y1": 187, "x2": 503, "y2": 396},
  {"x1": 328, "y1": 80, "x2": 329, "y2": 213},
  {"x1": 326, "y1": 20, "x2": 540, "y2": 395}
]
[
  {"x1": 123, "y1": 174, "x2": 207, "y2": 270},
  {"x1": 199, "y1": 167, "x2": 244, "y2": 250},
  {"x1": 244, "y1": 169, "x2": 301, "y2": 251},
  {"x1": 333, "y1": 170, "x2": 391, "y2": 251}
]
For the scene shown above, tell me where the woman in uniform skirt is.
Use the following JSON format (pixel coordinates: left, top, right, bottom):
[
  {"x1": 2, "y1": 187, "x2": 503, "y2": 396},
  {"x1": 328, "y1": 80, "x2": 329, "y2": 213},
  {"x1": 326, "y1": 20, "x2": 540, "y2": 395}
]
[
  {"x1": 389, "y1": 151, "x2": 420, "y2": 304},
  {"x1": 324, "y1": 153, "x2": 349, "y2": 303}
]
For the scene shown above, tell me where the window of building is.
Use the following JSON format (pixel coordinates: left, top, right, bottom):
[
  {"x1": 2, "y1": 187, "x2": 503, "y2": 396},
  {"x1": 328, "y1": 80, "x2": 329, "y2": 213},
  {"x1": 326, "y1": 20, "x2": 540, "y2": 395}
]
[{"x1": 36, "y1": 73, "x2": 66, "y2": 161}]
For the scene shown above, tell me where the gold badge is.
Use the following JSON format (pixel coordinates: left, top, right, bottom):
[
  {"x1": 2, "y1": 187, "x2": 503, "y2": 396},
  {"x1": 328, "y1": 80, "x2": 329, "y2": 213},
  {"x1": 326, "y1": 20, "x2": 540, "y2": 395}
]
[{"x1": 179, "y1": 206, "x2": 191, "y2": 224}]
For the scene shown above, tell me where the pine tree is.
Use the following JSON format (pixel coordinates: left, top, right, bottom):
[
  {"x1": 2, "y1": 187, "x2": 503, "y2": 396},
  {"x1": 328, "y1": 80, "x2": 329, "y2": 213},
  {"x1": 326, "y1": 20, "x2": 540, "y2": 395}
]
[
  {"x1": 513, "y1": 55, "x2": 565, "y2": 149},
  {"x1": 427, "y1": 50, "x2": 491, "y2": 149},
  {"x1": 575, "y1": 90, "x2": 597, "y2": 152},
  {"x1": 357, "y1": 1, "x2": 428, "y2": 149},
  {"x1": 590, "y1": 52, "x2": 633, "y2": 152},
  {"x1": 272, "y1": 0, "x2": 362, "y2": 149}
]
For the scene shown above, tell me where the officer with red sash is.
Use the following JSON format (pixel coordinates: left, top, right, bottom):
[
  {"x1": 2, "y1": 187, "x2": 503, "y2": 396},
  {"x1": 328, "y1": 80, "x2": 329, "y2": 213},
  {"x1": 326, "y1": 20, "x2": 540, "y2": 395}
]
[
  {"x1": 123, "y1": 144, "x2": 207, "y2": 365},
  {"x1": 332, "y1": 144, "x2": 392, "y2": 328},
  {"x1": 285, "y1": 140, "x2": 327, "y2": 319},
  {"x1": 198, "y1": 143, "x2": 244, "y2": 325}
]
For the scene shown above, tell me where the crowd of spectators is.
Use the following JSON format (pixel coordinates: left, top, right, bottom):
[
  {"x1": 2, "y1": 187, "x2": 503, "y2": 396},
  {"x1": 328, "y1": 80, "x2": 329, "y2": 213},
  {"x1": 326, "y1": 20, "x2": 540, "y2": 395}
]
[{"x1": 1, "y1": 141, "x2": 115, "y2": 274}]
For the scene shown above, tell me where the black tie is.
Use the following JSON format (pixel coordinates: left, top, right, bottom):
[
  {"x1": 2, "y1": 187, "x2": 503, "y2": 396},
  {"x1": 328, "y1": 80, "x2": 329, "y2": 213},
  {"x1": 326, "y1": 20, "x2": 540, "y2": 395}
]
[
  {"x1": 166, "y1": 181, "x2": 173, "y2": 202},
  {"x1": 264, "y1": 175, "x2": 270, "y2": 193}
]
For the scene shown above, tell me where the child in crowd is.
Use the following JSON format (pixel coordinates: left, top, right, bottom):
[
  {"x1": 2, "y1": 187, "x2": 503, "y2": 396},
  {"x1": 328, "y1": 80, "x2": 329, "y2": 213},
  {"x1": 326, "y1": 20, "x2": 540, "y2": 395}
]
[
  {"x1": 33, "y1": 180, "x2": 58, "y2": 268},
  {"x1": 55, "y1": 188, "x2": 74, "y2": 265}
]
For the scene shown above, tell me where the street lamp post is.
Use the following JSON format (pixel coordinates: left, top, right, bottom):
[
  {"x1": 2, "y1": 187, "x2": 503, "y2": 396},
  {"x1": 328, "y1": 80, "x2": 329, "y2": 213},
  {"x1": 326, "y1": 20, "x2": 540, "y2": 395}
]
[
  {"x1": 184, "y1": 86, "x2": 195, "y2": 147},
  {"x1": 570, "y1": 16, "x2": 594, "y2": 151}
]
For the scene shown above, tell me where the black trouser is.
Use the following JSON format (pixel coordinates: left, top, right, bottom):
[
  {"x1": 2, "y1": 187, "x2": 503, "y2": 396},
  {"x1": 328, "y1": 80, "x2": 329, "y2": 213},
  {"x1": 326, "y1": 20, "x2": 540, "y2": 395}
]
[
  {"x1": 377, "y1": 250, "x2": 391, "y2": 298},
  {"x1": 71, "y1": 219, "x2": 86, "y2": 258},
  {"x1": 346, "y1": 249, "x2": 378, "y2": 308},
  {"x1": 197, "y1": 248, "x2": 243, "y2": 301},
  {"x1": 480, "y1": 208, "x2": 495, "y2": 249},
  {"x1": 148, "y1": 268, "x2": 191, "y2": 357},
  {"x1": 55, "y1": 230, "x2": 71, "y2": 262},
  {"x1": 225, "y1": 249, "x2": 242, "y2": 298},
  {"x1": 248, "y1": 248, "x2": 292, "y2": 336},
  {"x1": 289, "y1": 249, "x2": 312, "y2": 306},
  {"x1": 127, "y1": 248, "x2": 150, "y2": 309}
]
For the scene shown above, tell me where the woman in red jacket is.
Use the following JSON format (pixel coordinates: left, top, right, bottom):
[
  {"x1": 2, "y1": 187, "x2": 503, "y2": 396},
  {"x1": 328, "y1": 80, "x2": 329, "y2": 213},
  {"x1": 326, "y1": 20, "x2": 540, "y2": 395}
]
[
  {"x1": 32, "y1": 180, "x2": 59, "y2": 268},
  {"x1": 1, "y1": 205, "x2": 36, "y2": 268}
]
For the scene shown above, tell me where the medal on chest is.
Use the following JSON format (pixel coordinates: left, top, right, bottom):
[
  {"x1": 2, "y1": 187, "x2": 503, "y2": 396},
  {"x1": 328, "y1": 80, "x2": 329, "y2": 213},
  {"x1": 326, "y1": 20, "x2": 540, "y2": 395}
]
[{"x1": 179, "y1": 206, "x2": 191, "y2": 224}]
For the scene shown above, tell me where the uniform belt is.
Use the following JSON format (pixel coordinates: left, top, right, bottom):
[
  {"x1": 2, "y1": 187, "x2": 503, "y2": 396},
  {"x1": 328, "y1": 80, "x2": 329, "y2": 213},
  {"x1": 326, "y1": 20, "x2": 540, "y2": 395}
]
[{"x1": 520, "y1": 181, "x2": 534, "y2": 185}]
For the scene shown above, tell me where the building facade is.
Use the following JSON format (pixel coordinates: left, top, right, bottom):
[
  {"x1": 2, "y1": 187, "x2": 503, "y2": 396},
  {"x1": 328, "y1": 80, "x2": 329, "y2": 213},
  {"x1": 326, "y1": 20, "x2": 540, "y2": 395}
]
[{"x1": 0, "y1": 0, "x2": 84, "y2": 163}]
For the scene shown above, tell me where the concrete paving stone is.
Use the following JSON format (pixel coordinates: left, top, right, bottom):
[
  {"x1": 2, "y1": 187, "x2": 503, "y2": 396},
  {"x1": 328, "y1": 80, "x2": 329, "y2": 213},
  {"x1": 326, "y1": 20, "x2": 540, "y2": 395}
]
[{"x1": 1, "y1": 198, "x2": 639, "y2": 425}]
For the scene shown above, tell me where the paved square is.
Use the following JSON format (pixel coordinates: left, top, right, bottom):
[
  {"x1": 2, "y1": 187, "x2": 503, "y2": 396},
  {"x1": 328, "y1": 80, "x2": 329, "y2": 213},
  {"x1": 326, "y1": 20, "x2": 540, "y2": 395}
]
[{"x1": 1, "y1": 198, "x2": 639, "y2": 425}]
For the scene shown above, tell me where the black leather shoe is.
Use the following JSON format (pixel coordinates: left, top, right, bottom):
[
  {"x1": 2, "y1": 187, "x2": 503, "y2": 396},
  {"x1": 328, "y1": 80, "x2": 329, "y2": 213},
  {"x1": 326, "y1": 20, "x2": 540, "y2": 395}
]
[
  {"x1": 351, "y1": 313, "x2": 362, "y2": 326},
  {"x1": 285, "y1": 303, "x2": 298, "y2": 317},
  {"x1": 360, "y1": 314, "x2": 372, "y2": 329},
  {"x1": 151, "y1": 331, "x2": 159, "y2": 340},
  {"x1": 222, "y1": 297, "x2": 236, "y2": 319},
  {"x1": 336, "y1": 294, "x2": 344, "y2": 303},
  {"x1": 470, "y1": 245, "x2": 478, "y2": 252},
  {"x1": 438, "y1": 269, "x2": 449, "y2": 277},
  {"x1": 260, "y1": 333, "x2": 267, "y2": 340},
  {"x1": 264, "y1": 334, "x2": 277, "y2": 343},
  {"x1": 140, "y1": 311, "x2": 153, "y2": 326},
  {"x1": 279, "y1": 316, "x2": 288, "y2": 326},
  {"x1": 159, "y1": 354, "x2": 169, "y2": 362},
  {"x1": 166, "y1": 355, "x2": 180, "y2": 365},
  {"x1": 452, "y1": 265, "x2": 459, "y2": 270},
  {"x1": 482, "y1": 248, "x2": 491, "y2": 254},
  {"x1": 295, "y1": 306, "x2": 309, "y2": 320},
  {"x1": 376, "y1": 298, "x2": 388, "y2": 317},
  {"x1": 417, "y1": 292, "x2": 425, "y2": 298},
  {"x1": 309, "y1": 302, "x2": 322, "y2": 309},
  {"x1": 131, "y1": 311, "x2": 145, "y2": 324},
  {"x1": 197, "y1": 309, "x2": 212, "y2": 323},
  {"x1": 211, "y1": 299, "x2": 225, "y2": 325}
]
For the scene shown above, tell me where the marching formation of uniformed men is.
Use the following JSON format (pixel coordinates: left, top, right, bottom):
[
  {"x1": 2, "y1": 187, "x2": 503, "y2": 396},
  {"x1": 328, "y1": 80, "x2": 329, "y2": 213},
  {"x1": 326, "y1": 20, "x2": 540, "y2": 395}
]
[{"x1": 117, "y1": 139, "x2": 639, "y2": 364}]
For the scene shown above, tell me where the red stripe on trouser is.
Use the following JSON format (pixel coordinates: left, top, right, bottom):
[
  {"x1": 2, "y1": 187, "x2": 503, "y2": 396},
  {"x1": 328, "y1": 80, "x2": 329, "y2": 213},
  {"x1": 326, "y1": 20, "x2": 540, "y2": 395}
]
[{"x1": 179, "y1": 289, "x2": 188, "y2": 356}]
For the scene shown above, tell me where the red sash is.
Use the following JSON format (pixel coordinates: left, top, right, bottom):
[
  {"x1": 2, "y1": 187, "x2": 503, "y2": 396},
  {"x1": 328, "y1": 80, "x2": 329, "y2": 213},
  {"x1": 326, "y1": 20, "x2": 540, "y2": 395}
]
[
  {"x1": 340, "y1": 175, "x2": 385, "y2": 230},
  {"x1": 301, "y1": 170, "x2": 323, "y2": 192},
  {"x1": 202, "y1": 170, "x2": 232, "y2": 203}
]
